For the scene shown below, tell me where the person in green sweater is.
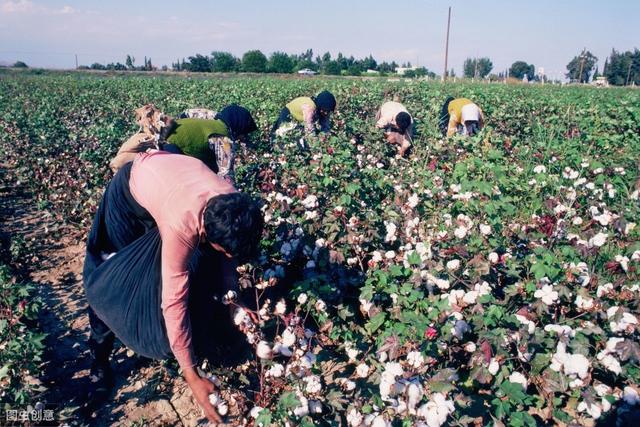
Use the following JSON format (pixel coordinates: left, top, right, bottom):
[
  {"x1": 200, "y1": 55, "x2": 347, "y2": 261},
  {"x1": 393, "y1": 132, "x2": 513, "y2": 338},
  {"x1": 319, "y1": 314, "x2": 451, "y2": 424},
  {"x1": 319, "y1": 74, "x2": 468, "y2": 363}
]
[
  {"x1": 163, "y1": 104, "x2": 257, "y2": 180},
  {"x1": 271, "y1": 90, "x2": 337, "y2": 137}
]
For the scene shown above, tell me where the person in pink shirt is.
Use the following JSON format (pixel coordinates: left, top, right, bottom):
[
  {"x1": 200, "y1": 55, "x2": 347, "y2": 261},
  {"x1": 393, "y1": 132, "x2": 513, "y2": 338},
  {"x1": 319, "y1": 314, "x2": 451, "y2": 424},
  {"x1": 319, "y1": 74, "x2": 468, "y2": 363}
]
[{"x1": 82, "y1": 150, "x2": 263, "y2": 423}]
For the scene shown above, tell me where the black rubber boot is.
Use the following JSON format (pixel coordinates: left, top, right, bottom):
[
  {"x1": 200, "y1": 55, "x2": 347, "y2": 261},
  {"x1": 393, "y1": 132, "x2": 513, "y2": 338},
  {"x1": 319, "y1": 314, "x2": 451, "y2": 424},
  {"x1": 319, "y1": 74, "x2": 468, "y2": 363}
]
[{"x1": 86, "y1": 334, "x2": 115, "y2": 406}]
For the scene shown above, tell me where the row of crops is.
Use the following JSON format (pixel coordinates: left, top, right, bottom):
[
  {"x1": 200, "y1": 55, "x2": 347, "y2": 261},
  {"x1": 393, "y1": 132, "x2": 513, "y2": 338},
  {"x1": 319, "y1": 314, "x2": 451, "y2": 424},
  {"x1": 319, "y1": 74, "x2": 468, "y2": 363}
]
[{"x1": 0, "y1": 70, "x2": 639, "y2": 425}]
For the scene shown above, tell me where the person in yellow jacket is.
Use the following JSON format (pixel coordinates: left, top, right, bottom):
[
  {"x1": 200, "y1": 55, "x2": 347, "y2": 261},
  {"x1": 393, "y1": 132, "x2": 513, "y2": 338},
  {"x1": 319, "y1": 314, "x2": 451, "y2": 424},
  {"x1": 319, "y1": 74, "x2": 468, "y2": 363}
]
[
  {"x1": 271, "y1": 90, "x2": 336, "y2": 137},
  {"x1": 439, "y1": 97, "x2": 484, "y2": 137}
]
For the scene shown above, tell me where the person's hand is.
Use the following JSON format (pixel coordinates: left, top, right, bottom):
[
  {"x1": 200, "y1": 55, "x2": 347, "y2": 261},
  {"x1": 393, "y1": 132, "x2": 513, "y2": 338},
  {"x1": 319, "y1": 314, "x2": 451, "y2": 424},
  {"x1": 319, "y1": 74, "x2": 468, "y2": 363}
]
[{"x1": 184, "y1": 369, "x2": 222, "y2": 424}]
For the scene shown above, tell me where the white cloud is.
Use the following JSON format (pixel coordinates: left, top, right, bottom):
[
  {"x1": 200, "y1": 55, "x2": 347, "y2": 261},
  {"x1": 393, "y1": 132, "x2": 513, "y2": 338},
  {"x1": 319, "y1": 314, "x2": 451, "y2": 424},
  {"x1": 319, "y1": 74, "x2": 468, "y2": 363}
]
[{"x1": 0, "y1": 0, "x2": 75, "y2": 15}]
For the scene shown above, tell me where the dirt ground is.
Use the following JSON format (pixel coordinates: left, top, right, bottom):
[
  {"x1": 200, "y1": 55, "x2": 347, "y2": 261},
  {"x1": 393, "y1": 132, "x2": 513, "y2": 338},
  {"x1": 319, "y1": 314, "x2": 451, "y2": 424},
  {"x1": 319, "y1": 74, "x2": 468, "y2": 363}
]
[{"x1": 0, "y1": 164, "x2": 210, "y2": 426}]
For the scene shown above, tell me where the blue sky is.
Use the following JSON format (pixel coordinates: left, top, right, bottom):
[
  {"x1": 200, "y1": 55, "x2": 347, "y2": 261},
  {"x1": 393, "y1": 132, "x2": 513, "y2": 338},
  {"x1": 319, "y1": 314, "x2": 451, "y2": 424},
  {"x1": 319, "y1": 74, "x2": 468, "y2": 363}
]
[{"x1": 1, "y1": 0, "x2": 638, "y2": 79}]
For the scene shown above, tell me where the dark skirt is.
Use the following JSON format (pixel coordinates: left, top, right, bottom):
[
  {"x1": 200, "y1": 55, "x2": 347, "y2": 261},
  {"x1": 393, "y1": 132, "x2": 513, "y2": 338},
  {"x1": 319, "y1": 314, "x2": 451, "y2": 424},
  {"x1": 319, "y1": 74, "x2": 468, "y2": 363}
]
[{"x1": 82, "y1": 162, "x2": 234, "y2": 361}]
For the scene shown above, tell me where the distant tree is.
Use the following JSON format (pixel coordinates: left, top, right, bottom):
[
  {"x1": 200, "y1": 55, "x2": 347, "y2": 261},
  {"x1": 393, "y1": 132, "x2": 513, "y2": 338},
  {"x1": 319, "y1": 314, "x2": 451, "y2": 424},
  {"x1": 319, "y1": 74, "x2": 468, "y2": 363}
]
[
  {"x1": 161, "y1": 65, "x2": 168, "y2": 71},
  {"x1": 211, "y1": 51, "x2": 238, "y2": 72},
  {"x1": 268, "y1": 51, "x2": 294, "y2": 73},
  {"x1": 404, "y1": 70, "x2": 416, "y2": 78},
  {"x1": 510, "y1": 61, "x2": 535, "y2": 80},
  {"x1": 347, "y1": 64, "x2": 362, "y2": 76},
  {"x1": 106, "y1": 62, "x2": 127, "y2": 71},
  {"x1": 463, "y1": 57, "x2": 493, "y2": 78},
  {"x1": 125, "y1": 55, "x2": 135, "y2": 70},
  {"x1": 13, "y1": 61, "x2": 28, "y2": 68},
  {"x1": 604, "y1": 48, "x2": 640, "y2": 86},
  {"x1": 322, "y1": 60, "x2": 341, "y2": 75},
  {"x1": 377, "y1": 61, "x2": 397, "y2": 74},
  {"x1": 413, "y1": 67, "x2": 436, "y2": 78},
  {"x1": 242, "y1": 50, "x2": 267, "y2": 73},
  {"x1": 361, "y1": 54, "x2": 377, "y2": 71},
  {"x1": 184, "y1": 54, "x2": 212, "y2": 72},
  {"x1": 565, "y1": 49, "x2": 597, "y2": 83},
  {"x1": 90, "y1": 62, "x2": 106, "y2": 70}
]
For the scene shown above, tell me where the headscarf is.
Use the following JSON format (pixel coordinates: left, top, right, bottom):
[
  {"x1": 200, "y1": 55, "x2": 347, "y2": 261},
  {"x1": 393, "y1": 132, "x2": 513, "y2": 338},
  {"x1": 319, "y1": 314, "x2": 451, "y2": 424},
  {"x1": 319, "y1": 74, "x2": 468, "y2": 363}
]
[
  {"x1": 313, "y1": 91, "x2": 336, "y2": 113},
  {"x1": 214, "y1": 105, "x2": 257, "y2": 139}
]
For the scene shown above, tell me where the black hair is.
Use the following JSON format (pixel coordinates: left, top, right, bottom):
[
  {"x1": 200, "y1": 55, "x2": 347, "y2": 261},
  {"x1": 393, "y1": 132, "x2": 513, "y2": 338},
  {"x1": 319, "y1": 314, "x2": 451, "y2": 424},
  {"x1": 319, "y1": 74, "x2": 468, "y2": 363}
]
[
  {"x1": 438, "y1": 96, "x2": 455, "y2": 135},
  {"x1": 395, "y1": 112, "x2": 412, "y2": 134},
  {"x1": 313, "y1": 91, "x2": 337, "y2": 113},
  {"x1": 465, "y1": 121, "x2": 480, "y2": 136},
  {"x1": 204, "y1": 193, "x2": 264, "y2": 261}
]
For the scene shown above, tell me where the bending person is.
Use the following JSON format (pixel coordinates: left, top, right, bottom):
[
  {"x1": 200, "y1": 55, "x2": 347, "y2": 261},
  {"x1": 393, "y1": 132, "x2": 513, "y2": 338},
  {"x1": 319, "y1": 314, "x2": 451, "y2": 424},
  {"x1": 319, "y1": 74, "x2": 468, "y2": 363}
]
[
  {"x1": 438, "y1": 97, "x2": 484, "y2": 137},
  {"x1": 375, "y1": 101, "x2": 413, "y2": 157},
  {"x1": 83, "y1": 150, "x2": 263, "y2": 423},
  {"x1": 163, "y1": 104, "x2": 257, "y2": 181},
  {"x1": 271, "y1": 90, "x2": 336, "y2": 137}
]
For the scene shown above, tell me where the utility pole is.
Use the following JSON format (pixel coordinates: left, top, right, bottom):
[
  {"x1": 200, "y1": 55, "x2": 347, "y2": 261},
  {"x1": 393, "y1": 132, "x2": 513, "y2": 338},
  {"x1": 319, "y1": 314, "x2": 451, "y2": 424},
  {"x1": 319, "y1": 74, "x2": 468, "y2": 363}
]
[
  {"x1": 625, "y1": 60, "x2": 633, "y2": 86},
  {"x1": 577, "y1": 48, "x2": 586, "y2": 83},
  {"x1": 75, "y1": 54, "x2": 78, "y2": 69},
  {"x1": 443, "y1": 6, "x2": 451, "y2": 82}
]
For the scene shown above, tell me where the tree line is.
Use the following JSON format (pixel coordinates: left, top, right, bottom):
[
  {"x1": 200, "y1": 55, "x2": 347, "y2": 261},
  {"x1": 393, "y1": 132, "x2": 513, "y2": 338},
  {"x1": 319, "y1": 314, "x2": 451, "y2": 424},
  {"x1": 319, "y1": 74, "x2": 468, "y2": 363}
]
[{"x1": 9, "y1": 47, "x2": 638, "y2": 85}]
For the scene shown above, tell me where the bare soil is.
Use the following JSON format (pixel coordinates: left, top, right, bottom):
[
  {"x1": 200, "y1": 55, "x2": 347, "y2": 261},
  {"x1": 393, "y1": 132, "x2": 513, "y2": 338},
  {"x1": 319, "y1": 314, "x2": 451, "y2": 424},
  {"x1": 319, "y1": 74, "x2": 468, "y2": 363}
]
[{"x1": 0, "y1": 164, "x2": 209, "y2": 426}]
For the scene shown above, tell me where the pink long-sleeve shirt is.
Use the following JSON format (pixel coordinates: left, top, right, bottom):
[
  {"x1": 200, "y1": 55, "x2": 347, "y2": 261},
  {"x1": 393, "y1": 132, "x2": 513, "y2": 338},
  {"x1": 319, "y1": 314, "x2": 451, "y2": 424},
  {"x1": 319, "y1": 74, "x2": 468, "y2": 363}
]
[{"x1": 129, "y1": 150, "x2": 236, "y2": 369}]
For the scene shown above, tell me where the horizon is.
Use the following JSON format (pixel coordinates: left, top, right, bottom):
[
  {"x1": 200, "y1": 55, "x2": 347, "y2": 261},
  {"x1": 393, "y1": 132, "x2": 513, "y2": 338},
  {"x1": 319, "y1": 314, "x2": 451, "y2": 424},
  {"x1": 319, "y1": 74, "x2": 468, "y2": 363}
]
[{"x1": 1, "y1": 0, "x2": 638, "y2": 80}]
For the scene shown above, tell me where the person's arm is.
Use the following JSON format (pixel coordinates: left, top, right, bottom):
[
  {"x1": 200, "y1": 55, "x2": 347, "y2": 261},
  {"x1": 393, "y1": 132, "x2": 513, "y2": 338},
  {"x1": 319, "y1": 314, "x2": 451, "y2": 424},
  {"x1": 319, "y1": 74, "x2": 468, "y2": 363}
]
[
  {"x1": 158, "y1": 224, "x2": 222, "y2": 423},
  {"x1": 447, "y1": 112, "x2": 459, "y2": 137},
  {"x1": 301, "y1": 103, "x2": 316, "y2": 132}
]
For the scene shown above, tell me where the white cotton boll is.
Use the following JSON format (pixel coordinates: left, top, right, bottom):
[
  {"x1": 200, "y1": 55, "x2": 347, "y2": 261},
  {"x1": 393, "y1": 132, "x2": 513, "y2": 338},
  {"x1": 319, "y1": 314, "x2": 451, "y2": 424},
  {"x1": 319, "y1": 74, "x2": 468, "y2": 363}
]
[
  {"x1": 534, "y1": 284, "x2": 559, "y2": 305},
  {"x1": 588, "y1": 232, "x2": 608, "y2": 248},
  {"x1": 250, "y1": 406, "x2": 264, "y2": 419},
  {"x1": 508, "y1": 372, "x2": 529, "y2": 389},
  {"x1": 297, "y1": 293, "x2": 308, "y2": 304},
  {"x1": 256, "y1": 341, "x2": 273, "y2": 359},
  {"x1": 385, "y1": 221, "x2": 398, "y2": 242},
  {"x1": 575, "y1": 295, "x2": 595, "y2": 311},
  {"x1": 293, "y1": 394, "x2": 310, "y2": 417},
  {"x1": 217, "y1": 402, "x2": 228, "y2": 416},
  {"x1": 301, "y1": 195, "x2": 319, "y2": 209},
  {"x1": 479, "y1": 224, "x2": 492, "y2": 236},
  {"x1": 304, "y1": 375, "x2": 322, "y2": 394},
  {"x1": 544, "y1": 324, "x2": 575, "y2": 337},
  {"x1": 208, "y1": 392, "x2": 220, "y2": 406},
  {"x1": 515, "y1": 315, "x2": 536, "y2": 334},
  {"x1": 347, "y1": 408, "x2": 364, "y2": 426},
  {"x1": 407, "y1": 382, "x2": 424, "y2": 414},
  {"x1": 462, "y1": 290, "x2": 479, "y2": 305},
  {"x1": 573, "y1": 217, "x2": 583, "y2": 225},
  {"x1": 597, "y1": 283, "x2": 614, "y2": 298},
  {"x1": 222, "y1": 290, "x2": 237, "y2": 305},
  {"x1": 408, "y1": 193, "x2": 420, "y2": 208},
  {"x1": 533, "y1": 165, "x2": 546, "y2": 174},
  {"x1": 446, "y1": 259, "x2": 460, "y2": 271},
  {"x1": 598, "y1": 354, "x2": 622, "y2": 375},
  {"x1": 464, "y1": 342, "x2": 477, "y2": 353},
  {"x1": 615, "y1": 255, "x2": 629, "y2": 272},
  {"x1": 356, "y1": 363, "x2": 370, "y2": 378},
  {"x1": 454, "y1": 226, "x2": 468, "y2": 239},
  {"x1": 406, "y1": 351, "x2": 425, "y2": 369},
  {"x1": 488, "y1": 252, "x2": 499, "y2": 264},
  {"x1": 371, "y1": 251, "x2": 383, "y2": 263},
  {"x1": 385, "y1": 250, "x2": 396, "y2": 260},
  {"x1": 578, "y1": 400, "x2": 602, "y2": 419},
  {"x1": 272, "y1": 342, "x2": 293, "y2": 357},
  {"x1": 594, "y1": 383, "x2": 612, "y2": 397},
  {"x1": 233, "y1": 308, "x2": 248, "y2": 326},
  {"x1": 281, "y1": 328, "x2": 296, "y2": 347},
  {"x1": 371, "y1": 415, "x2": 391, "y2": 427},
  {"x1": 315, "y1": 299, "x2": 327, "y2": 312},
  {"x1": 347, "y1": 347, "x2": 360, "y2": 362},
  {"x1": 274, "y1": 299, "x2": 287, "y2": 315},
  {"x1": 488, "y1": 359, "x2": 500, "y2": 375},
  {"x1": 266, "y1": 363, "x2": 285, "y2": 378}
]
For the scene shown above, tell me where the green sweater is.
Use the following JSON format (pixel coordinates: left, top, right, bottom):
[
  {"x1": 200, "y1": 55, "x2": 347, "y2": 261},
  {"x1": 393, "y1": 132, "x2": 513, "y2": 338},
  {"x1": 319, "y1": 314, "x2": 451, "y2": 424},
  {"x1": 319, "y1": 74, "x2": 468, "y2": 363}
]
[{"x1": 166, "y1": 118, "x2": 228, "y2": 169}]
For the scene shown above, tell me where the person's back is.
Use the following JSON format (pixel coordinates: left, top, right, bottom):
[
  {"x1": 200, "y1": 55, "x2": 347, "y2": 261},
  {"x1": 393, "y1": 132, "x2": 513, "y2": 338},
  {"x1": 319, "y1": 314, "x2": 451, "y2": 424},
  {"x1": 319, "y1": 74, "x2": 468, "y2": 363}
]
[
  {"x1": 166, "y1": 118, "x2": 228, "y2": 170},
  {"x1": 129, "y1": 150, "x2": 235, "y2": 236},
  {"x1": 286, "y1": 97, "x2": 315, "y2": 122}
]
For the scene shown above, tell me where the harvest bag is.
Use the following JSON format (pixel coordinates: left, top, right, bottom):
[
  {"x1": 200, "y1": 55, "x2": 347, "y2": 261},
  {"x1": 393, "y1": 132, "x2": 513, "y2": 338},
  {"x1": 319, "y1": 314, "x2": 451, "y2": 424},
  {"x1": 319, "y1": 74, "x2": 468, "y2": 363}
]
[{"x1": 83, "y1": 162, "x2": 221, "y2": 360}]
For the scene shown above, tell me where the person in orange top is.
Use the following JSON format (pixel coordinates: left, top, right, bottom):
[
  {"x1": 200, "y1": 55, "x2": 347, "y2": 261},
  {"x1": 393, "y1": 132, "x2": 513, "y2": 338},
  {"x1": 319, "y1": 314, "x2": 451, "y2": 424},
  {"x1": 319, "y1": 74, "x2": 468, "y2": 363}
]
[
  {"x1": 439, "y1": 97, "x2": 484, "y2": 137},
  {"x1": 83, "y1": 150, "x2": 263, "y2": 423}
]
